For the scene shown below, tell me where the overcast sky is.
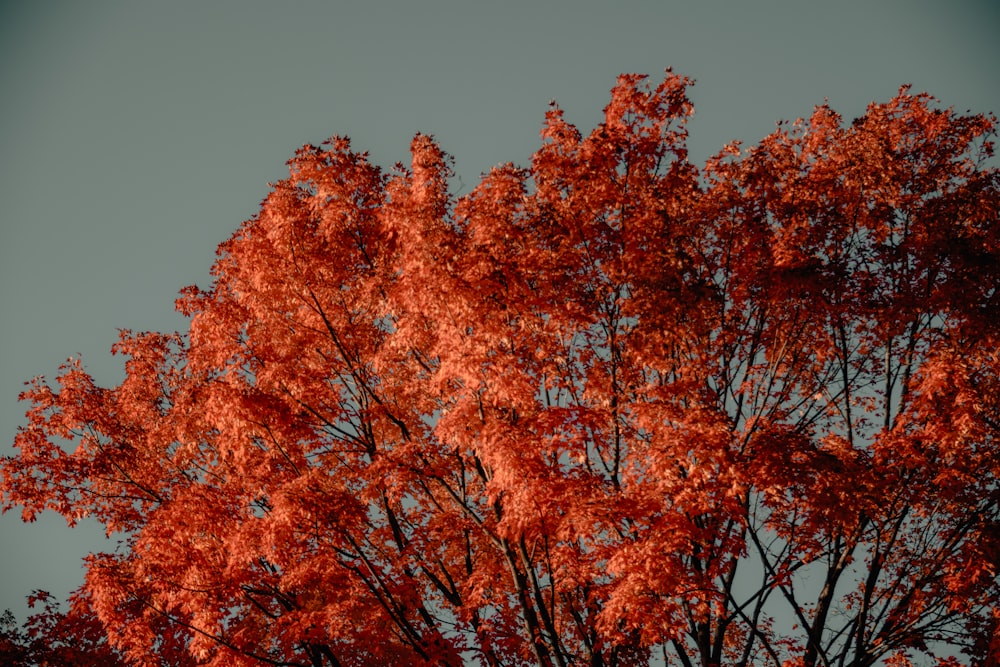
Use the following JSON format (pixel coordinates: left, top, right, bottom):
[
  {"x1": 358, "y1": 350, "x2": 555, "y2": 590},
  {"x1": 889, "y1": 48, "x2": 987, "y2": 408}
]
[{"x1": 1, "y1": 0, "x2": 998, "y2": 622}]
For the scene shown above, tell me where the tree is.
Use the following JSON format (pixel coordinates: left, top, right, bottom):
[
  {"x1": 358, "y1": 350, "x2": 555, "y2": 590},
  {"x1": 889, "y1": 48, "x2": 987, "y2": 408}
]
[
  {"x1": 0, "y1": 591, "x2": 132, "y2": 667},
  {"x1": 0, "y1": 609, "x2": 29, "y2": 665},
  {"x1": 3, "y1": 71, "x2": 999, "y2": 666}
]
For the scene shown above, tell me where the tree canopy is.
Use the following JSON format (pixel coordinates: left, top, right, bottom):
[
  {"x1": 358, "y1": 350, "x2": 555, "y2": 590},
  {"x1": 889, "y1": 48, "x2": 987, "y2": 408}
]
[{"x1": 3, "y1": 71, "x2": 999, "y2": 666}]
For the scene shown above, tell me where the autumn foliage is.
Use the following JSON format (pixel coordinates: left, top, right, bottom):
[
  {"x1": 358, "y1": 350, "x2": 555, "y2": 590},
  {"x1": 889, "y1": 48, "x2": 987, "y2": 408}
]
[
  {"x1": 3, "y1": 71, "x2": 1000, "y2": 666},
  {"x1": 0, "y1": 591, "x2": 131, "y2": 667}
]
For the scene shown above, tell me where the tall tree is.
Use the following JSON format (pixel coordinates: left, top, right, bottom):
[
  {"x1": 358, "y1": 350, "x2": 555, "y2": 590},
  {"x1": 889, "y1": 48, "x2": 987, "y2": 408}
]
[
  {"x1": 0, "y1": 591, "x2": 133, "y2": 667},
  {"x1": 3, "y1": 71, "x2": 999, "y2": 666}
]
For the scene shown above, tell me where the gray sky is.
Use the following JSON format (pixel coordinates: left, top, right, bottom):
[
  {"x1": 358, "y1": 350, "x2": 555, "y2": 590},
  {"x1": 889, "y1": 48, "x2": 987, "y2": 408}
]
[{"x1": 1, "y1": 0, "x2": 998, "y2": 622}]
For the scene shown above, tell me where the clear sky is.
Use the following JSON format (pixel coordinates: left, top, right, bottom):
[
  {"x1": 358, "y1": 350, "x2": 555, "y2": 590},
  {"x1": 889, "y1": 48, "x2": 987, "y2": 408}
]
[{"x1": 1, "y1": 0, "x2": 998, "y2": 622}]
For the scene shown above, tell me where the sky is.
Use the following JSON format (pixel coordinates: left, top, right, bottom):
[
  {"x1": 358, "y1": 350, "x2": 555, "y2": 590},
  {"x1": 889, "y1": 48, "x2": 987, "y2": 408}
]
[{"x1": 1, "y1": 0, "x2": 998, "y2": 623}]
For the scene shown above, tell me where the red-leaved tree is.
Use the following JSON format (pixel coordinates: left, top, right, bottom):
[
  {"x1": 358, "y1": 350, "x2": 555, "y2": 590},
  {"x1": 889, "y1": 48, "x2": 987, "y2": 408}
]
[
  {"x1": 0, "y1": 590, "x2": 133, "y2": 667},
  {"x1": 3, "y1": 71, "x2": 999, "y2": 666}
]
